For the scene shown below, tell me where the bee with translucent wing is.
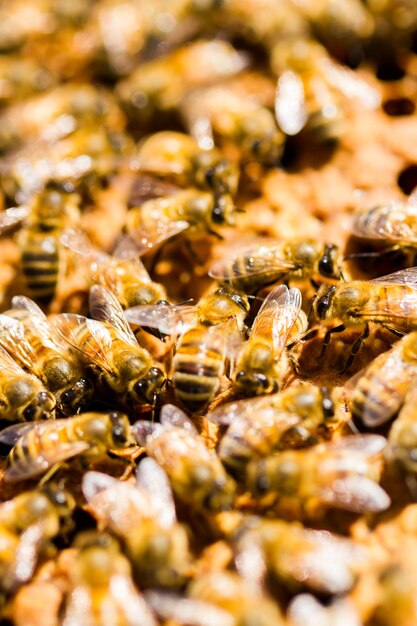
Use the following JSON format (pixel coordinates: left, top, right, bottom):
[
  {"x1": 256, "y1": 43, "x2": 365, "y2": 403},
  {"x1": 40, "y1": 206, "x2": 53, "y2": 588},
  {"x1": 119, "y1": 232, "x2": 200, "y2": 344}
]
[
  {"x1": 245, "y1": 435, "x2": 391, "y2": 518},
  {"x1": 209, "y1": 238, "x2": 341, "y2": 294},
  {"x1": 133, "y1": 404, "x2": 236, "y2": 513},
  {"x1": 313, "y1": 267, "x2": 417, "y2": 370},
  {"x1": 207, "y1": 384, "x2": 349, "y2": 476},
  {"x1": 0, "y1": 295, "x2": 93, "y2": 416},
  {"x1": 0, "y1": 411, "x2": 133, "y2": 483},
  {"x1": 0, "y1": 344, "x2": 55, "y2": 422},
  {"x1": 62, "y1": 531, "x2": 157, "y2": 626},
  {"x1": 233, "y1": 285, "x2": 307, "y2": 396},
  {"x1": 82, "y1": 458, "x2": 192, "y2": 588},
  {"x1": 52, "y1": 285, "x2": 166, "y2": 410}
]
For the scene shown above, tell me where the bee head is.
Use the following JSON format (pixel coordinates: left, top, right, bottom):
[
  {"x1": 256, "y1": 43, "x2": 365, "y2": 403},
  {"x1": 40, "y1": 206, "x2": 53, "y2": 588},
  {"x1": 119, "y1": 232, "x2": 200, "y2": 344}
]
[
  {"x1": 314, "y1": 285, "x2": 337, "y2": 320},
  {"x1": 133, "y1": 367, "x2": 166, "y2": 405},
  {"x1": 318, "y1": 243, "x2": 340, "y2": 279},
  {"x1": 59, "y1": 377, "x2": 94, "y2": 415},
  {"x1": 211, "y1": 193, "x2": 235, "y2": 226}
]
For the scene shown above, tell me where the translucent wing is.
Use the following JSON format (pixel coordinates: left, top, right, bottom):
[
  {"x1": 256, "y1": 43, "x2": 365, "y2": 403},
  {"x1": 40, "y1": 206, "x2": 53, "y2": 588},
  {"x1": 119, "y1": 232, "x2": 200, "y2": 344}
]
[
  {"x1": 52, "y1": 314, "x2": 115, "y2": 374},
  {"x1": 351, "y1": 203, "x2": 417, "y2": 244},
  {"x1": 289, "y1": 594, "x2": 361, "y2": 626},
  {"x1": 370, "y1": 266, "x2": 417, "y2": 287},
  {"x1": 0, "y1": 344, "x2": 40, "y2": 379},
  {"x1": 275, "y1": 71, "x2": 308, "y2": 135},
  {"x1": 324, "y1": 434, "x2": 387, "y2": 455},
  {"x1": 0, "y1": 421, "x2": 40, "y2": 446},
  {"x1": 0, "y1": 205, "x2": 30, "y2": 234},
  {"x1": 0, "y1": 315, "x2": 42, "y2": 376},
  {"x1": 113, "y1": 234, "x2": 148, "y2": 262},
  {"x1": 135, "y1": 457, "x2": 176, "y2": 527},
  {"x1": 145, "y1": 591, "x2": 234, "y2": 626},
  {"x1": 132, "y1": 420, "x2": 164, "y2": 447},
  {"x1": 320, "y1": 475, "x2": 391, "y2": 513},
  {"x1": 111, "y1": 575, "x2": 158, "y2": 626},
  {"x1": 127, "y1": 217, "x2": 190, "y2": 254},
  {"x1": 160, "y1": 404, "x2": 198, "y2": 435},
  {"x1": 11, "y1": 295, "x2": 66, "y2": 354},
  {"x1": 209, "y1": 241, "x2": 296, "y2": 280},
  {"x1": 124, "y1": 303, "x2": 197, "y2": 335},
  {"x1": 350, "y1": 268, "x2": 417, "y2": 321},
  {"x1": 323, "y1": 59, "x2": 381, "y2": 110},
  {"x1": 5, "y1": 522, "x2": 45, "y2": 591},
  {"x1": 207, "y1": 396, "x2": 274, "y2": 426},
  {"x1": 89, "y1": 285, "x2": 137, "y2": 346}
]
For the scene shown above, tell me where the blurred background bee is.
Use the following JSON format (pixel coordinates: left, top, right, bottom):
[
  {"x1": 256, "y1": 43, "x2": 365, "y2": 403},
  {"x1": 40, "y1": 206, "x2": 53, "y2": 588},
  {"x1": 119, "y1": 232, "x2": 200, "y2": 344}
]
[
  {"x1": 209, "y1": 238, "x2": 341, "y2": 294},
  {"x1": 0, "y1": 344, "x2": 55, "y2": 423},
  {"x1": 0, "y1": 410, "x2": 133, "y2": 483},
  {"x1": 126, "y1": 285, "x2": 249, "y2": 412},
  {"x1": 245, "y1": 434, "x2": 390, "y2": 518},
  {"x1": 0, "y1": 483, "x2": 75, "y2": 597},
  {"x1": 233, "y1": 285, "x2": 307, "y2": 397},
  {"x1": 62, "y1": 531, "x2": 157, "y2": 626},
  {"x1": 133, "y1": 404, "x2": 236, "y2": 513},
  {"x1": 351, "y1": 330, "x2": 417, "y2": 427},
  {"x1": 289, "y1": 593, "x2": 362, "y2": 626},
  {"x1": 388, "y1": 385, "x2": 417, "y2": 478},
  {"x1": 313, "y1": 267, "x2": 417, "y2": 370},
  {"x1": 82, "y1": 459, "x2": 192, "y2": 589},
  {"x1": 53, "y1": 285, "x2": 166, "y2": 410},
  {"x1": 0, "y1": 296, "x2": 93, "y2": 416},
  {"x1": 208, "y1": 383, "x2": 350, "y2": 476}
]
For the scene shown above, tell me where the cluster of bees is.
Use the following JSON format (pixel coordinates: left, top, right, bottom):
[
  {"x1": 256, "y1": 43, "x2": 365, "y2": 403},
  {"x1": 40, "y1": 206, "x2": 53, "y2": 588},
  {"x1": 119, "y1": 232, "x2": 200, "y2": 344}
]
[{"x1": 1, "y1": 0, "x2": 417, "y2": 625}]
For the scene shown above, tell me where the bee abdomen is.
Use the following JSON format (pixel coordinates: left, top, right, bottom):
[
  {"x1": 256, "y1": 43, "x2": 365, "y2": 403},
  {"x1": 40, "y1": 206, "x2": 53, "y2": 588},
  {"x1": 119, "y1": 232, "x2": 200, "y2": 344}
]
[
  {"x1": 21, "y1": 233, "x2": 59, "y2": 301},
  {"x1": 173, "y1": 347, "x2": 224, "y2": 412},
  {"x1": 352, "y1": 377, "x2": 404, "y2": 427}
]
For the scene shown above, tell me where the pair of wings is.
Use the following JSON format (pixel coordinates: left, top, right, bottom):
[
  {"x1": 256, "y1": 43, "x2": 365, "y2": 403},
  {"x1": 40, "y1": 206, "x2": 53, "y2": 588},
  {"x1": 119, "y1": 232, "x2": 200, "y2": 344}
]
[
  {"x1": 82, "y1": 457, "x2": 177, "y2": 535},
  {"x1": 351, "y1": 191, "x2": 417, "y2": 245}
]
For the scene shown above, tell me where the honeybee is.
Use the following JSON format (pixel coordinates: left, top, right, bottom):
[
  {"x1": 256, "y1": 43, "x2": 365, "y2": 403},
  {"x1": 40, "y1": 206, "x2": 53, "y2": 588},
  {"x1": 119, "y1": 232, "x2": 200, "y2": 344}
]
[
  {"x1": 182, "y1": 84, "x2": 285, "y2": 165},
  {"x1": 0, "y1": 182, "x2": 81, "y2": 302},
  {"x1": 388, "y1": 385, "x2": 417, "y2": 476},
  {"x1": 233, "y1": 285, "x2": 307, "y2": 396},
  {"x1": 208, "y1": 384, "x2": 348, "y2": 476},
  {"x1": 126, "y1": 286, "x2": 249, "y2": 412},
  {"x1": 0, "y1": 296, "x2": 93, "y2": 416},
  {"x1": 63, "y1": 531, "x2": 157, "y2": 626},
  {"x1": 125, "y1": 188, "x2": 237, "y2": 254},
  {"x1": 147, "y1": 571, "x2": 285, "y2": 626},
  {"x1": 351, "y1": 330, "x2": 417, "y2": 427},
  {"x1": 82, "y1": 458, "x2": 192, "y2": 588},
  {"x1": 0, "y1": 483, "x2": 75, "y2": 595},
  {"x1": 0, "y1": 345, "x2": 55, "y2": 422},
  {"x1": 117, "y1": 40, "x2": 248, "y2": 124},
  {"x1": 274, "y1": 38, "x2": 380, "y2": 142},
  {"x1": 133, "y1": 404, "x2": 236, "y2": 513},
  {"x1": 0, "y1": 410, "x2": 133, "y2": 483},
  {"x1": 52, "y1": 285, "x2": 166, "y2": 410},
  {"x1": 245, "y1": 435, "x2": 390, "y2": 517},
  {"x1": 313, "y1": 267, "x2": 417, "y2": 369},
  {"x1": 235, "y1": 517, "x2": 364, "y2": 595},
  {"x1": 133, "y1": 131, "x2": 239, "y2": 197},
  {"x1": 62, "y1": 230, "x2": 168, "y2": 308},
  {"x1": 209, "y1": 238, "x2": 341, "y2": 294}
]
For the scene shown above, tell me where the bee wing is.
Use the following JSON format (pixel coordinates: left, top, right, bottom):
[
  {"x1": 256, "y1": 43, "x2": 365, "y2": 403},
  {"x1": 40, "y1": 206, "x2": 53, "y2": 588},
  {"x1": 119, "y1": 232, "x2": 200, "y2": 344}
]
[
  {"x1": 128, "y1": 217, "x2": 190, "y2": 254},
  {"x1": 351, "y1": 203, "x2": 417, "y2": 243},
  {"x1": 0, "y1": 315, "x2": 43, "y2": 376},
  {"x1": 275, "y1": 71, "x2": 308, "y2": 135},
  {"x1": 182, "y1": 91, "x2": 216, "y2": 151},
  {"x1": 146, "y1": 591, "x2": 235, "y2": 626},
  {"x1": 0, "y1": 205, "x2": 30, "y2": 234},
  {"x1": 289, "y1": 594, "x2": 361, "y2": 626},
  {"x1": 60, "y1": 228, "x2": 95, "y2": 256},
  {"x1": 324, "y1": 434, "x2": 388, "y2": 455},
  {"x1": 62, "y1": 586, "x2": 94, "y2": 626},
  {"x1": 323, "y1": 59, "x2": 381, "y2": 110},
  {"x1": 112, "y1": 234, "x2": 151, "y2": 276},
  {"x1": 135, "y1": 457, "x2": 176, "y2": 527},
  {"x1": 370, "y1": 266, "x2": 417, "y2": 287},
  {"x1": 0, "y1": 421, "x2": 41, "y2": 446},
  {"x1": 125, "y1": 303, "x2": 197, "y2": 336},
  {"x1": 5, "y1": 521, "x2": 45, "y2": 590},
  {"x1": 110, "y1": 575, "x2": 158, "y2": 626},
  {"x1": 209, "y1": 242, "x2": 295, "y2": 280},
  {"x1": 207, "y1": 396, "x2": 273, "y2": 425},
  {"x1": 320, "y1": 475, "x2": 391, "y2": 513},
  {"x1": 89, "y1": 284, "x2": 137, "y2": 347},
  {"x1": 52, "y1": 313, "x2": 115, "y2": 374},
  {"x1": 160, "y1": 403, "x2": 199, "y2": 435},
  {"x1": 11, "y1": 295, "x2": 67, "y2": 355},
  {"x1": 0, "y1": 343, "x2": 41, "y2": 379},
  {"x1": 351, "y1": 267, "x2": 417, "y2": 321},
  {"x1": 132, "y1": 420, "x2": 164, "y2": 447}
]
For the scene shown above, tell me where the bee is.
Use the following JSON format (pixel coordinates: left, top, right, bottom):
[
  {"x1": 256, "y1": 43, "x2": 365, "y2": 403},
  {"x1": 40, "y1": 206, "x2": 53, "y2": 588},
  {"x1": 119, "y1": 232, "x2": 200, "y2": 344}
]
[
  {"x1": 351, "y1": 330, "x2": 417, "y2": 427},
  {"x1": 235, "y1": 517, "x2": 364, "y2": 595},
  {"x1": 133, "y1": 404, "x2": 236, "y2": 513},
  {"x1": 388, "y1": 385, "x2": 417, "y2": 476},
  {"x1": 0, "y1": 410, "x2": 133, "y2": 483},
  {"x1": 82, "y1": 458, "x2": 192, "y2": 588},
  {"x1": 125, "y1": 188, "x2": 237, "y2": 254},
  {"x1": 117, "y1": 40, "x2": 248, "y2": 124},
  {"x1": 52, "y1": 285, "x2": 166, "y2": 410},
  {"x1": 209, "y1": 238, "x2": 341, "y2": 294},
  {"x1": 233, "y1": 285, "x2": 307, "y2": 396},
  {"x1": 0, "y1": 345, "x2": 55, "y2": 422},
  {"x1": 63, "y1": 531, "x2": 157, "y2": 626},
  {"x1": 313, "y1": 267, "x2": 417, "y2": 369},
  {"x1": 0, "y1": 483, "x2": 75, "y2": 595},
  {"x1": 0, "y1": 296, "x2": 93, "y2": 416},
  {"x1": 182, "y1": 84, "x2": 285, "y2": 165},
  {"x1": 62, "y1": 230, "x2": 168, "y2": 308},
  {"x1": 147, "y1": 571, "x2": 285, "y2": 626},
  {"x1": 245, "y1": 435, "x2": 390, "y2": 517},
  {"x1": 274, "y1": 38, "x2": 380, "y2": 143},
  {"x1": 208, "y1": 384, "x2": 348, "y2": 476},
  {"x1": 133, "y1": 131, "x2": 239, "y2": 197}
]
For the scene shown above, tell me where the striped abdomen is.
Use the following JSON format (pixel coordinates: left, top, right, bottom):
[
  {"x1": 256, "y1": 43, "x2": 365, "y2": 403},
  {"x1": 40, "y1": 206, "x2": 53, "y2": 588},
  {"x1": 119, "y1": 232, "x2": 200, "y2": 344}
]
[
  {"x1": 8, "y1": 422, "x2": 71, "y2": 479},
  {"x1": 21, "y1": 230, "x2": 59, "y2": 302},
  {"x1": 173, "y1": 326, "x2": 225, "y2": 413}
]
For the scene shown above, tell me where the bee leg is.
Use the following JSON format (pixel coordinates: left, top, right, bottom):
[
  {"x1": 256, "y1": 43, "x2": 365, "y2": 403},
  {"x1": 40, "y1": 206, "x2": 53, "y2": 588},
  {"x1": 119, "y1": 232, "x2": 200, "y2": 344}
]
[
  {"x1": 381, "y1": 324, "x2": 405, "y2": 339},
  {"x1": 342, "y1": 323, "x2": 369, "y2": 373},
  {"x1": 38, "y1": 462, "x2": 68, "y2": 486},
  {"x1": 319, "y1": 324, "x2": 346, "y2": 358}
]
